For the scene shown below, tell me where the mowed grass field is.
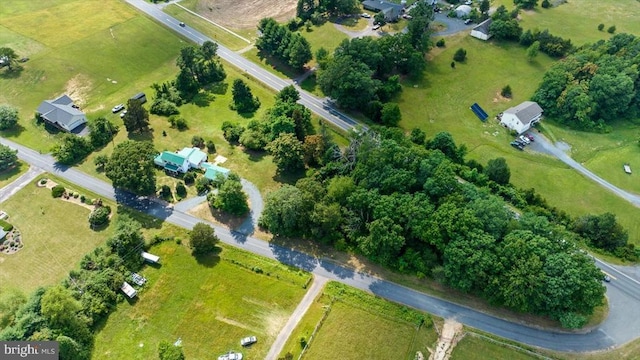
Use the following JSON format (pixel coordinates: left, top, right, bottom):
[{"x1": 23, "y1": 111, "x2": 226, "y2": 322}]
[
  {"x1": 451, "y1": 334, "x2": 540, "y2": 360},
  {"x1": 493, "y1": 0, "x2": 640, "y2": 46},
  {"x1": 279, "y1": 282, "x2": 436, "y2": 360},
  {"x1": 0, "y1": 175, "x2": 115, "y2": 294},
  {"x1": 0, "y1": 0, "x2": 185, "y2": 152},
  {"x1": 0, "y1": 161, "x2": 28, "y2": 189},
  {"x1": 92, "y1": 241, "x2": 310, "y2": 359}
]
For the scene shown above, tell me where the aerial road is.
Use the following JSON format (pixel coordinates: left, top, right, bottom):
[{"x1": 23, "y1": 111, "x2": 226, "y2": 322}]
[{"x1": 2, "y1": 133, "x2": 640, "y2": 353}]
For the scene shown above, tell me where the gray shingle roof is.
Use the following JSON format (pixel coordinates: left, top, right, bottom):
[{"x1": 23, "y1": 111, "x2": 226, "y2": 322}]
[
  {"x1": 504, "y1": 101, "x2": 543, "y2": 125},
  {"x1": 36, "y1": 94, "x2": 86, "y2": 131},
  {"x1": 472, "y1": 18, "x2": 492, "y2": 35}
]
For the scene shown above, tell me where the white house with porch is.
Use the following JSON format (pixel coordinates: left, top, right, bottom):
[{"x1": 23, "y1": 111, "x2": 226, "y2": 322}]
[
  {"x1": 154, "y1": 147, "x2": 208, "y2": 174},
  {"x1": 500, "y1": 101, "x2": 543, "y2": 134}
]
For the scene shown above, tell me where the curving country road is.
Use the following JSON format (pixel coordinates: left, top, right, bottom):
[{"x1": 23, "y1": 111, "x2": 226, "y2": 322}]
[
  {"x1": 8, "y1": 0, "x2": 635, "y2": 354},
  {"x1": 3, "y1": 126, "x2": 640, "y2": 353}
]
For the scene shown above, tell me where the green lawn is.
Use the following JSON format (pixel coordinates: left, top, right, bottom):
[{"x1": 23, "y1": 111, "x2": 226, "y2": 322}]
[
  {"x1": 0, "y1": 161, "x2": 28, "y2": 189},
  {"x1": 279, "y1": 282, "x2": 436, "y2": 360},
  {"x1": 0, "y1": 174, "x2": 115, "y2": 295},
  {"x1": 92, "y1": 241, "x2": 309, "y2": 360},
  {"x1": 492, "y1": 0, "x2": 640, "y2": 46},
  {"x1": 299, "y1": 21, "x2": 349, "y2": 63},
  {"x1": 0, "y1": 0, "x2": 185, "y2": 152},
  {"x1": 451, "y1": 334, "x2": 540, "y2": 360}
]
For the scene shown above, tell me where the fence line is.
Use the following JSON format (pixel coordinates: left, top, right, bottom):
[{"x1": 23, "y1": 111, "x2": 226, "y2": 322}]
[
  {"x1": 466, "y1": 332, "x2": 554, "y2": 360},
  {"x1": 297, "y1": 300, "x2": 334, "y2": 360}
]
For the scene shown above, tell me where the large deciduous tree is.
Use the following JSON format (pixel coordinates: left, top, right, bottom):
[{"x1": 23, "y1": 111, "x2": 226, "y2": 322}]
[
  {"x1": 317, "y1": 56, "x2": 376, "y2": 109},
  {"x1": 266, "y1": 133, "x2": 305, "y2": 173},
  {"x1": 209, "y1": 174, "x2": 249, "y2": 216},
  {"x1": 0, "y1": 104, "x2": 19, "y2": 130},
  {"x1": 189, "y1": 222, "x2": 219, "y2": 255},
  {"x1": 0, "y1": 47, "x2": 19, "y2": 71},
  {"x1": 105, "y1": 141, "x2": 156, "y2": 195},
  {"x1": 0, "y1": 144, "x2": 18, "y2": 172}
]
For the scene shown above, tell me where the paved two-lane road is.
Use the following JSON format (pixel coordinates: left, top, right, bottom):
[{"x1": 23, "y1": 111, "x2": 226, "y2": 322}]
[
  {"x1": 125, "y1": 0, "x2": 359, "y2": 133},
  {"x1": 3, "y1": 130, "x2": 640, "y2": 353}
]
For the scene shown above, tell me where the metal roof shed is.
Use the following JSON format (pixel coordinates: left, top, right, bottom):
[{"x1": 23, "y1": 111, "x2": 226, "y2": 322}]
[{"x1": 142, "y1": 251, "x2": 160, "y2": 264}]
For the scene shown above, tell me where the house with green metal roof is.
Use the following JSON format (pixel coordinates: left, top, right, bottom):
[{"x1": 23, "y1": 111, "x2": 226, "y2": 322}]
[
  {"x1": 154, "y1": 147, "x2": 209, "y2": 174},
  {"x1": 202, "y1": 163, "x2": 231, "y2": 181}
]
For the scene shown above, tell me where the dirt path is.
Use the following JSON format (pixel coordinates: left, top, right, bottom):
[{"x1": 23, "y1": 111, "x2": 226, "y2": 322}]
[
  {"x1": 429, "y1": 319, "x2": 464, "y2": 360},
  {"x1": 264, "y1": 275, "x2": 328, "y2": 360}
]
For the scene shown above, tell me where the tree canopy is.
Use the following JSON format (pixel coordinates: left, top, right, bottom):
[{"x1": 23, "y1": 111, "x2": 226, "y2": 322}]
[
  {"x1": 257, "y1": 18, "x2": 312, "y2": 70},
  {"x1": 122, "y1": 99, "x2": 149, "y2": 134},
  {"x1": 0, "y1": 104, "x2": 19, "y2": 130},
  {"x1": 259, "y1": 128, "x2": 606, "y2": 326},
  {"x1": 190, "y1": 222, "x2": 219, "y2": 255},
  {"x1": 105, "y1": 141, "x2": 157, "y2": 195},
  {"x1": 0, "y1": 144, "x2": 18, "y2": 172},
  {"x1": 231, "y1": 79, "x2": 260, "y2": 114},
  {"x1": 533, "y1": 33, "x2": 640, "y2": 130}
]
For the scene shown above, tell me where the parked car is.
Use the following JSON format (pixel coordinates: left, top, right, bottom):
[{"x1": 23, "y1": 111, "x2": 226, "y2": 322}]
[
  {"x1": 526, "y1": 134, "x2": 535, "y2": 141},
  {"x1": 519, "y1": 135, "x2": 530, "y2": 144},
  {"x1": 372, "y1": 24, "x2": 380, "y2": 30},
  {"x1": 514, "y1": 139, "x2": 526, "y2": 147},
  {"x1": 120, "y1": 110, "x2": 127, "y2": 118},
  {"x1": 510, "y1": 141, "x2": 524, "y2": 150},
  {"x1": 112, "y1": 104, "x2": 124, "y2": 113},
  {"x1": 464, "y1": 19, "x2": 473, "y2": 25},
  {"x1": 240, "y1": 336, "x2": 257, "y2": 347},
  {"x1": 218, "y1": 351, "x2": 243, "y2": 360},
  {"x1": 360, "y1": 13, "x2": 371, "y2": 18}
]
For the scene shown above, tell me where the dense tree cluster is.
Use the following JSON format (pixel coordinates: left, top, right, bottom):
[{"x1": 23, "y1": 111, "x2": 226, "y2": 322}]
[
  {"x1": 150, "y1": 41, "x2": 226, "y2": 116},
  {"x1": 0, "y1": 215, "x2": 148, "y2": 359},
  {"x1": 257, "y1": 18, "x2": 313, "y2": 70},
  {"x1": 259, "y1": 128, "x2": 606, "y2": 327},
  {"x1": 88, "y1": 116, "x2": 119, "y2": 148},
  {"x1": 489, "y1": 6, "x2": 571, "y2": 58},
  {"x1": 105, "y1": 141, "x2": 157, "y2": 196},
  {"x1": 533, "y1": 33, "x2": 640, "y2": 130},
  {"x1": 189, "y1": 222, "x2": 219, "y2": 255}
]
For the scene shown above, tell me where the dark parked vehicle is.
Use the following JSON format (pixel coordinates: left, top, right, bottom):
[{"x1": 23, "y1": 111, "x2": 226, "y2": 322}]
[
  {"x1": 514, "y1": 139, "x2": 526, "y2": 147},
  {"x1": 510, "y1": 141, "x2": 524, "y2": 150}
]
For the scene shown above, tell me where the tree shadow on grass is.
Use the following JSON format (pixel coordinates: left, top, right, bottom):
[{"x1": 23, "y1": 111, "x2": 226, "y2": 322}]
[
  {"x1": 256, "y1": 50, "x2": 304, "y2": 79},
  {"x1": 273, "y1": 169, "x2": 306, "y2": 185},
  {"x1": 192, "y1": 92, "x2": 216, "y2": 107},
  {"x1": 0, "y1": 124, "x2": 26, "y2": 139},
  {"x1": 0, "y1": 162, "x2": 25, "y2": 181},
  {"x1": 243, "y1": 148, "x2": 267, "y2": 163},
  {"x1": 207, "y1": 82, "x2": 229, "y2": 95},
  {"x1": 0, "y1": 68, "x2": 23, "y2": 79},
  {"x1": 127, "y1": 128, "x2": 154, "y2": 141},
  {"x1": 193, "y1": 248, "x2": 221, "y2": 267}
]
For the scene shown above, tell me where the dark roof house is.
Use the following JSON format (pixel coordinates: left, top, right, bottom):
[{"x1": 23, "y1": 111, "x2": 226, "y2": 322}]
[
  {"x1": 362, "y1": 0, "x2": 404, "y2": 22},
  {"x1": 470, "y1": 18, "x2": 493, "y2": 40},
  {"x1": 36, "y1": 94, "x2": 87, "y2": 133}
]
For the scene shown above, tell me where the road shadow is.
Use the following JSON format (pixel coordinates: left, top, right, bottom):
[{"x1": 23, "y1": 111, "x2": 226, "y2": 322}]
[
  {"x1": 231, "y1": 229, "x2": 247, "y2": 244},
  {"x1": 269, "y1": 240, "x2": 319, "y2": 272},
  {"x1": 318, "y1": 258, "x2": 355, "y2": 279}
]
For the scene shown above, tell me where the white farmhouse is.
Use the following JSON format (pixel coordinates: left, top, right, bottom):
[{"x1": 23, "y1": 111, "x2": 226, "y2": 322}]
[
  {"x1": 470, "y1": 18, "x2": 492, "y2": 41},
  {"x1": 500, "y1": 101, "x2": 543, "y2": 134}
]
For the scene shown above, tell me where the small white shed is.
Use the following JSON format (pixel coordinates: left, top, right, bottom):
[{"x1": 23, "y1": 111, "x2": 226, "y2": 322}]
[
  {"x1": 121, "y1": 282, "x2": 137, "y2": 298},
  {"x1": 142, "y1": 251, "x2": 160, "y2": 264}
]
